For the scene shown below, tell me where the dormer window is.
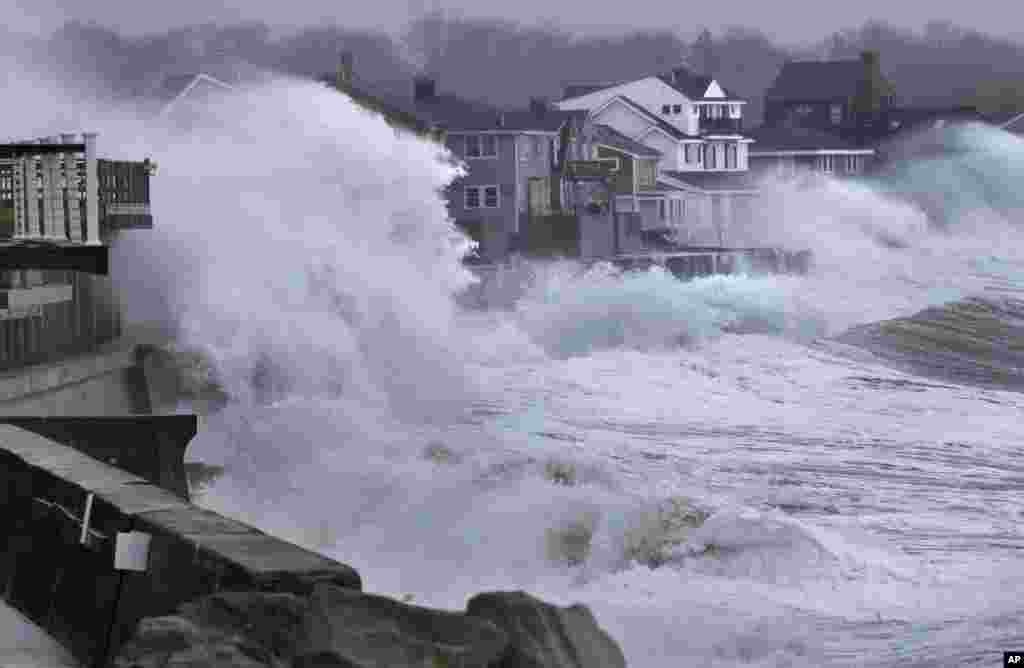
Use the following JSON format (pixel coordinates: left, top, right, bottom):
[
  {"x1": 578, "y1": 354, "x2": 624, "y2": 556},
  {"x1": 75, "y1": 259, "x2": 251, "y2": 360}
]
[
  {"x1": 672, "y1": 104, "x2": 682, "y2": 114},
  {"x1": 830, "y1": 104, "x2": 842, "y2": 125},
  {"x1": 662, "y1": 104, "x2": 671, "y2": 114}
]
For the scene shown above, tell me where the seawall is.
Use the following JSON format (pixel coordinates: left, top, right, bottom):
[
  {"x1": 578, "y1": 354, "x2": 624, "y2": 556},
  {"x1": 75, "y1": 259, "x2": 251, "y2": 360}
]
[{"x1": 0, "y1": 424, "x2": 361, "y2": 668}]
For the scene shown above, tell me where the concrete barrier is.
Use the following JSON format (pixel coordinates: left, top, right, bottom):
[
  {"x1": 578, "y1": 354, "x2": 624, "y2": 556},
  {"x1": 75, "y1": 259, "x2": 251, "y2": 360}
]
[{"x1": 0, "y1": 425, "x2": 361, "y2": 668}]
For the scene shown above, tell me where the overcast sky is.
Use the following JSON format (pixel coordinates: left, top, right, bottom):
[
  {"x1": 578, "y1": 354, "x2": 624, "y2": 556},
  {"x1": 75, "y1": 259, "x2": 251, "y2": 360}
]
[{"x1": 7, "y1": 0, "x2": 1023, "y2": 47}]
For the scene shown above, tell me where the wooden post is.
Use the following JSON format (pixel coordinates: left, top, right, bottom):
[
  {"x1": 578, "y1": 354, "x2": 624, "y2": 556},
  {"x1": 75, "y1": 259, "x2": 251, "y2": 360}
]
[{"x1": 83, "y1": 132, "x2": 100, "y2": 245}]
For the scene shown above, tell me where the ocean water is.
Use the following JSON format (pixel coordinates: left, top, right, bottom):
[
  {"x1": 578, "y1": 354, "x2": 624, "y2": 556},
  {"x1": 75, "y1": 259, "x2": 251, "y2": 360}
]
[{"x1": 11, "y1": 64, "x2": 1024, "y2": 666}]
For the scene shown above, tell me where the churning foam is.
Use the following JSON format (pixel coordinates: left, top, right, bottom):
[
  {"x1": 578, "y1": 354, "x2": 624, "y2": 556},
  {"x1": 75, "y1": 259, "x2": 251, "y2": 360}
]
[{"x1": 10, "y1": 57, "x2": 1024, "y2": 665}]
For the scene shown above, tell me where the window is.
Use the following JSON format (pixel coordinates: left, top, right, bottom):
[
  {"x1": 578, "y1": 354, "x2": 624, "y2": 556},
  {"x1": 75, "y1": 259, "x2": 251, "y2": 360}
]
[
  {"x1": 830, "y1": 104, "x2": 842, "y2": 125},
  {"x1": 465, "y1": 185, "x2": 500, "y2": 209},
  {"x1": 673, "y1": 104, "x2": 682, "y2": 114},
  {"x1": 466, "y1": 134, "x2": 497, "y2": 158},
  {"x1": 662, "y1": 104, "x2": 671, "y2": 114},
  {"x1": 659, "y1": 200, "x2": 666, "y2": 221},
  {"x1": 725, "y1": 144, "x2": 737, "y2": 169},
  {"x1": 638, "y1": 161, "x2": 655, "y2": 187},
  {"x1": 846, "y1": 155, "x2": 859, "y2": 173},
  {"x1": 729, "y1": 104, "x2": 740, "y2": 117},
  {"x1": 820, "y1": 155, "x2": 834, "y2": 173},
  {"x1": 533, "y1": 136, "x2": 544, "y2": 158},
  {"x1": 795, "y1": 105, "x2": 814, "y2": 116},
  {"x1": 684, "y1": 144, "x2": 696, "y2": 163}
]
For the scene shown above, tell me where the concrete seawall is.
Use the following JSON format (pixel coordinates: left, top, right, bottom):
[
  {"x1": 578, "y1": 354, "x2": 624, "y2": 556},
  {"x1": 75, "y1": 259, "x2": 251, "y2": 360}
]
[{"x1": 0, "y1": 425, "x2": 361, "y2": 668}]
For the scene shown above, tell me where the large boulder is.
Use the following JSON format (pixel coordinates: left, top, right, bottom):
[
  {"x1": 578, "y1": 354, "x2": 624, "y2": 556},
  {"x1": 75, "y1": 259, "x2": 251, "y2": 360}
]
[
  {"x1": 466, "y1": 591, "x2": 626, "y2": 668},
  {"x1": 302, "y1": 583, "x2": 508, "y2": 668},
  {"x1": 113, "y1": 613, "x2": 280, "y2": 668}
]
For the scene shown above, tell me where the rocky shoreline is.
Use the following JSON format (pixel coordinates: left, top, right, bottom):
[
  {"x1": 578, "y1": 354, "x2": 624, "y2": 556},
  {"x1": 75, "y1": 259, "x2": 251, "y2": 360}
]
[{"x1": 115, "y1": 582, "x2": 627, "y2": 668}]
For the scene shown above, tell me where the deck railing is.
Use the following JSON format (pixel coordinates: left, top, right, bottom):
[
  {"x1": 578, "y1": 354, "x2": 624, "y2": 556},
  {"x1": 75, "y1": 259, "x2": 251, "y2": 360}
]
[{"x1": 1, "y1": 133, "x2": 154, "y2": 245}]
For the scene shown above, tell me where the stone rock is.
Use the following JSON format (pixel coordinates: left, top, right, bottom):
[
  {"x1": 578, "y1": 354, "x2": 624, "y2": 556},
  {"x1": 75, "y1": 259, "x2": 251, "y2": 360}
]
[
  {"x1": 179, "y1": 592, "x2": 309, "y2": 659},
  {"x1": 114, "y1": 613, "x2": 275, "y2": 668},
  {"x1": 253, "y1": 567, "x2": 363, "y2": 596},
  {"x1": 466, "y1": 591, "x2": 626, "y2": 668},
  {"x1": 291, "y1": 650, "x2": 361, "y2": 668},
  {"x1": 115, "y1": 592, "x2": 309, "y2": 668},
  {"x1": 303, "y1": 583, "x2": 508, "y2": 668}
]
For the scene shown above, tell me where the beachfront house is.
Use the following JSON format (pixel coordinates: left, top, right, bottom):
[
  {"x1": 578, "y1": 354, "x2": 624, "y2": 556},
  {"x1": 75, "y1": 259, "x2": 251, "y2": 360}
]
[
  {"x1": 746, "y1": 123, "x2": 875, "y2": 178},
  {"x1": 555, "y1": 65, "x2": 759, "y2": 246},
  {"x1": 764, "y1": 51, "x2": 897, "y2": 139},
  {"x1": 763, "y1": 50, "x2": 985, "y2": 158}
]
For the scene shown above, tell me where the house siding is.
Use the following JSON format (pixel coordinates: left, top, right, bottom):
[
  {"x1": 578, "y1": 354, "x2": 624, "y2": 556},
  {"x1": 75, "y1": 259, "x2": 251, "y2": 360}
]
[
  {"x1": 447, "y1": 134, "x2": 518, "y2": 261},
  {"x1": 596, "y1": 145, "x2": 635, "y2": 196}
]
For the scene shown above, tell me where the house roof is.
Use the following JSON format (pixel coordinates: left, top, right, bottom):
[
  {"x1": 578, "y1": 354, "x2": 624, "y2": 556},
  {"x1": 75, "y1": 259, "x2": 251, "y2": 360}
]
[
  {"x1": 154, "y1": 73, "x2": 235, "y2": 117},
  {"x1": 658, "y1": 66, "x2": 744, "y2": 102},
  {"x1": 324, "y1": 73, "x2": 567, "y2": 133},
  {"x1": 441, "y1": 108, "x2": 569, "y2": 133},
  {"x1": 592, "y1": 124, "x2": 661, "y2": 157},
  {"x1": 746, "y1": 123, "x2": 869, "y2": 153},
  {"x1": 561, "y1": 81, "x2": 624, "y2": 100},
  {"x1": 611, "y1": 96, "x2": 700, "y2": 141},
  {"x1": 766, "y1": 59, "x2": 896, "y2": 102},
  {"x1": 662, "y1": 170, "x2": 759, "y2": 192},
  {"x1": 561, "y1": 69, "x2": 744, "y2": 104}
]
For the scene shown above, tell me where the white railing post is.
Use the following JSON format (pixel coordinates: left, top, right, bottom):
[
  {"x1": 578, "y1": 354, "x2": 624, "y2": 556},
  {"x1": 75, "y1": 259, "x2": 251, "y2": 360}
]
[
  {"x1": 12, "y1": 151, "x2": 26, "y2": 239},
  {"x1": 24, "y1": 142, "x2": 42, "y2": 239},
  {"x1": 83, "y1": 132, "x2": 100, "y2": 245},
  {"x1": 43, "y1": 136, "x2": 62, "y2": 240},
  {"x1": 61, "y1": 133, "x2": 83, "y2": 242}
]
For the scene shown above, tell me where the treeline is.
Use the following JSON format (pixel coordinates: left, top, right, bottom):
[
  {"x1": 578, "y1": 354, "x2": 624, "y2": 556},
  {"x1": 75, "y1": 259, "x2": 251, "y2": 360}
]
[{"x1": 25, "y1": 15, "x2": 1024, "y2": 121}]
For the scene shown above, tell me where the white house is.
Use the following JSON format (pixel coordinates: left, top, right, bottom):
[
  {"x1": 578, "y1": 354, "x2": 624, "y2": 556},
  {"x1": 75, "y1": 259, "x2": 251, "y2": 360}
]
[{"x1": 556, "y1": 65, "x2": 758, "y2": 246}]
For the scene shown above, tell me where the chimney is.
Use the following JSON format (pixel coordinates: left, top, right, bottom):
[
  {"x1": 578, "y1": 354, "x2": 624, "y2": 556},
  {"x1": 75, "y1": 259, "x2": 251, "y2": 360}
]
[
  {"x1": 854, "y1": 50, "x2": 885, "y2": 118},
  {"x1": 414, "y1": 75, "x2": 436, "y2": 102},
  {"x1": 530, "y1": 97, "x2": 549, "y2": 117},
  {"x1": 336, "y1": 50, "x2": 353, "y2": 89}
]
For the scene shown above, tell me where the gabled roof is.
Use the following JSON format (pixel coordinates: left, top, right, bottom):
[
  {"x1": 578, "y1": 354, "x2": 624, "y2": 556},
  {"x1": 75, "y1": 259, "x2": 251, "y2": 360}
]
[
  {"x1": 441, "y1": 108, "x2": 569, "y2": 133},
  {"x1": 747, "y1": 123, "x2": 872, "y2": 153},
  {"x1": 766, "y1": 60, "x2": 896, "y2": 102},
  {"x1": 320, "y1": 72, "x2": 500, "y2": 133},
  {"x1": 156, "y1": 73, "x2": 234, "y2": 117},
  {"x1": 658, "y1": 66, "x2": 744, "y2": 102},
  {"x1": 325, "y1": 73, "x2": 566, "y2": 133},
  {"x1": 662, "y1": 170, "x2": 759, "y2": 192},
  {"x1": 592, "y1": 124, "x2": 661, "y2": 157},
  {"x1": 599, "y1": 95, "x2": 700, "y2": 141}
]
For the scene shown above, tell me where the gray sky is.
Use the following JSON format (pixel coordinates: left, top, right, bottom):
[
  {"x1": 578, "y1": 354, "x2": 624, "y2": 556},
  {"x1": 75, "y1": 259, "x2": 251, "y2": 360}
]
[{"x1": 7, "y1": 0, "x2": 1023, "y2": 46}]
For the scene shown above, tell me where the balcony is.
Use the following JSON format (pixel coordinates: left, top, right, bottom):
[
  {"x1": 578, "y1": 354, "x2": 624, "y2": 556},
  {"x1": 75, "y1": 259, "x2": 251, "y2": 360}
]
[{"x1": 699, "y1": 117, "x2": 744, "y2": 135}]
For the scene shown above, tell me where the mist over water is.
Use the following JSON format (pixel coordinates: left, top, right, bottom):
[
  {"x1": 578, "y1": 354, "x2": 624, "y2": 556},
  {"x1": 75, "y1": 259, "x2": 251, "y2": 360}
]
[{"x1": 11, "y1": 60, "x2": 1024, "y2": 665}]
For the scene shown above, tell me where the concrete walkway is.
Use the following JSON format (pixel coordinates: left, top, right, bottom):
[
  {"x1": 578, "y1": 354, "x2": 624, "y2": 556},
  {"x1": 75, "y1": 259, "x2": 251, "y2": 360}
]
[{"x1": 0, "y1": 603, "x2": 77, "y2": 668}]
